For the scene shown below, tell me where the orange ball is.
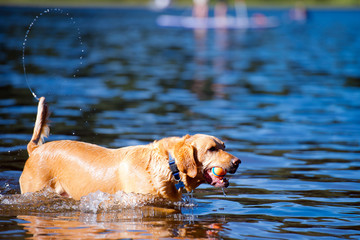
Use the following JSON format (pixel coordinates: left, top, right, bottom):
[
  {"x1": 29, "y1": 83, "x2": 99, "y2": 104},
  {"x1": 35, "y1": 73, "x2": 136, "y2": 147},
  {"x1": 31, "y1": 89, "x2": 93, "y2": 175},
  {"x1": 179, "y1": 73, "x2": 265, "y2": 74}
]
[{"x1": 212, "y1": 167, "x2": 227, "y2": 178}]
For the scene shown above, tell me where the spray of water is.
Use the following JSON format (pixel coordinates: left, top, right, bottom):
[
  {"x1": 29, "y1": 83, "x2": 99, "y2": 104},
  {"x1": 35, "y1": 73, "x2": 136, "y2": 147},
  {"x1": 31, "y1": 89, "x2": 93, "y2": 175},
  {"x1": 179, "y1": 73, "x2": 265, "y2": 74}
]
[
  {"x1": 22, "y1": 8, "x2": 84, "y2": 100},
  {"x1": 222, "y1": 187, "x2": 227, "y2": 197}
]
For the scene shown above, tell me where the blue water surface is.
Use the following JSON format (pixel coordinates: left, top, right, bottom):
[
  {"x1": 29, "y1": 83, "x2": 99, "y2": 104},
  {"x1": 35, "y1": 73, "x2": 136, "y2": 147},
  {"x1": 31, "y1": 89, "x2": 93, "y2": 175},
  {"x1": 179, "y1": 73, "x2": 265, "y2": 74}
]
[{"x1": 0, "y1": 6, "x2": 359, "y2": 240}]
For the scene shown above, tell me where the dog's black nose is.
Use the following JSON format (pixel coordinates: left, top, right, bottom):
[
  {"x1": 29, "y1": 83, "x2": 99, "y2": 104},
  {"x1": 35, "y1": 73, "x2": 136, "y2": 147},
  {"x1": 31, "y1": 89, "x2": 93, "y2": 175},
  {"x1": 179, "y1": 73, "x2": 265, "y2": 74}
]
[
  {"x1": 232, "y1": 158, "x2": 241, "y2": 166},
  {"x1": 229, "y1": 158, "x2": 241, "y2": 173}
]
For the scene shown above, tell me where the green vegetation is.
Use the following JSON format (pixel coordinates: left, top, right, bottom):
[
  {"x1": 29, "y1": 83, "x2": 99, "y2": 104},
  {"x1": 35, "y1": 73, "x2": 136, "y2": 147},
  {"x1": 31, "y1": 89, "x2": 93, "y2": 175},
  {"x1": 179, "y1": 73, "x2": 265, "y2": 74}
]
[{"x1": 0, "y1": 0, "x2": 359, "y2": 7}]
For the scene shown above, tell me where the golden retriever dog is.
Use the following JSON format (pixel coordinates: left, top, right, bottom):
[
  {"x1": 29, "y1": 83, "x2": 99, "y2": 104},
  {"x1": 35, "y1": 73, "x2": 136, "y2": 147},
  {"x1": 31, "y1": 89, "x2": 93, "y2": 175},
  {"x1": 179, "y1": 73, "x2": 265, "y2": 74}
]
[{"x1": 20, "y1": 97, "x2": 241, "y2": 201}]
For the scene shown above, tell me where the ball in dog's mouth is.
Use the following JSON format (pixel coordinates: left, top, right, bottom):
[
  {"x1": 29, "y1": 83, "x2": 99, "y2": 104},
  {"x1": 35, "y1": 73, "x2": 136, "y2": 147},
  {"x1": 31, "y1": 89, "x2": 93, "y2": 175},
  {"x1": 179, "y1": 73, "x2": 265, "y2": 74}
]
[{"x1": 204, "y1": 167, "x2": 229, "y2": 188}]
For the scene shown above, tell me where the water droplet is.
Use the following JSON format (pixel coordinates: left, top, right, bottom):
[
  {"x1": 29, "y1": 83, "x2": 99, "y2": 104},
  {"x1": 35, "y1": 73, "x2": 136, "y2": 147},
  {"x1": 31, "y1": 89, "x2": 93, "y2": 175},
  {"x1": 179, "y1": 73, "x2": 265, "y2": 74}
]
[
  {"x1": 222, "y1": 187, "x2": 227, "y2": 197},
  {"x1": 23, "y1": 8, "x2": 85, "y2": 99}
]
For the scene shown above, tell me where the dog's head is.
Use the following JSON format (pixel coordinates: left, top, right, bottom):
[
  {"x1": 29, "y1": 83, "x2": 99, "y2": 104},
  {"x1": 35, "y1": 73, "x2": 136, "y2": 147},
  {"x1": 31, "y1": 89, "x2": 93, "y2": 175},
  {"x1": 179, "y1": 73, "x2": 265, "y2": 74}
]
[{"x1": 173, "y1": 134, "x2": 241, "y2": 191}]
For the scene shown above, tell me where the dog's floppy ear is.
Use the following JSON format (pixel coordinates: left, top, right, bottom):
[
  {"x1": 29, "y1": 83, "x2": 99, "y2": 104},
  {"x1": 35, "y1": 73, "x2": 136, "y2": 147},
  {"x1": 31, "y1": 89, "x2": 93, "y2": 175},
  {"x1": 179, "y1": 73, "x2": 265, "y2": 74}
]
[{"x1": 174, "y1": 137, "x2": 197, "y2": 178}]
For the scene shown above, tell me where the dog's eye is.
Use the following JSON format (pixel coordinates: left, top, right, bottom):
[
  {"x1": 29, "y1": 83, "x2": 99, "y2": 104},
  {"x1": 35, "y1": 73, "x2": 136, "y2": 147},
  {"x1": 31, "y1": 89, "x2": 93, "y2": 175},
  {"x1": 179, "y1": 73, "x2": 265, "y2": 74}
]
[{"x1": 209, "y1": 147, "x2": 217, "y2": 152}]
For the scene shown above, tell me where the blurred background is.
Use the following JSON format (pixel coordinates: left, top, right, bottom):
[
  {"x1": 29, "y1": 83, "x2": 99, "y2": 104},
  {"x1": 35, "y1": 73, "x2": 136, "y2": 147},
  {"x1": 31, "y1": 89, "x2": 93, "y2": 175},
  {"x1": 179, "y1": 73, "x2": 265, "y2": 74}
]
[{"x1": 0, "y1": 0, "x2": 360, "y2": 7}]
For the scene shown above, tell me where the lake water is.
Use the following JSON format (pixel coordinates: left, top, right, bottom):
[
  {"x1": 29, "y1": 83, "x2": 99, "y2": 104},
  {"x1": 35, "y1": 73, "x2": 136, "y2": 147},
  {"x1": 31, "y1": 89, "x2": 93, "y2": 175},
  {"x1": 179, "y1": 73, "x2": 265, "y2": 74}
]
[{"x1": 1, "y1": 6, "x2": 360, "y2": 239}]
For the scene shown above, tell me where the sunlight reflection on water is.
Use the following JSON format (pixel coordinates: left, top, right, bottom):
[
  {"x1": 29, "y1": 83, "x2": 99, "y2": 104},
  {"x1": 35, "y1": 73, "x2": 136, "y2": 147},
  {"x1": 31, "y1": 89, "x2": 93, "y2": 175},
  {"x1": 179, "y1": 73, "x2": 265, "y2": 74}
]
[{"x1": 0, "y1": 6, "x2": 359, "y2": 240}]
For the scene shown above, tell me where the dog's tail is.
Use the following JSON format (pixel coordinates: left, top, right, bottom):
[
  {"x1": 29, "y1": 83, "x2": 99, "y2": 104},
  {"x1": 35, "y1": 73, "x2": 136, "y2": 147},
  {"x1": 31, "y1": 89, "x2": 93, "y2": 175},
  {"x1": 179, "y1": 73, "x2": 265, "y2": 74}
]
[{"x1": 27, "y1": 97, "x2": 50, "y2": 155}]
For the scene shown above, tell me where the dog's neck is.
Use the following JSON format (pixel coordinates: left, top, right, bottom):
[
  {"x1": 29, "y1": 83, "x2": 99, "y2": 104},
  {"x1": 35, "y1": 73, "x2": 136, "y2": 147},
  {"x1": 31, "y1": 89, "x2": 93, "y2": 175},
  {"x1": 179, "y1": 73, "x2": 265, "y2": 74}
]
[
  {"x1": 150, "y1": 137, "x2": 189, "y2": 201},
  {"x1": 168, "y1": 152, "x2": 185, "y2": 190},
  {"x1": 153, "y1": 137, "x2": 204, "y2": 199}
]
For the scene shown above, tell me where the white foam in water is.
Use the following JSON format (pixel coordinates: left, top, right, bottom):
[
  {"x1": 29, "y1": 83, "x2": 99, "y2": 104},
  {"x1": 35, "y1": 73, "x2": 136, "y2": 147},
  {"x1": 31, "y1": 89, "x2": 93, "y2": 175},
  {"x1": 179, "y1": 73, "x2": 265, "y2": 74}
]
[
  {"x1": 22, "y1": 8, "x2": 85, "y2": 99},
  {"x1": 79, "y1": 190, "x2": 185, "y2": 213},
  {"x1": 79, "y1": 191, "x2": 110, "y2": 213},
  {"x1": 0, "y1": 188, "x2": 78, "y2": 212},
  {"x1": 1, "y1": 187, "x2": 195, "y2": 214}
]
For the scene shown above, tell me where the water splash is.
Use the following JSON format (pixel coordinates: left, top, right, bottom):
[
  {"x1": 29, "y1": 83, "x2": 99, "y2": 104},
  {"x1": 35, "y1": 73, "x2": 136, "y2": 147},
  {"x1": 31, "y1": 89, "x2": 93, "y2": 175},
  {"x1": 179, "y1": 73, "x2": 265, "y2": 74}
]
[
  {"x1": 79, "y1": 190, "x2": 181, "y2": 213},
  {"x1": 0, "y1": 187, "x2": 188, "y2": 214},
  {"x1": 0, "y1": 188, "x2": 78, "y2": 213},
  {"x1": 181, "y1": 190, "x2": 196, "y2": 207},
  {"x1": 222, "y1": 187, "x2": 227, "y2": 197},
  {"x1": 22, "y1": 8, "x2": 85, "y2": 99}
]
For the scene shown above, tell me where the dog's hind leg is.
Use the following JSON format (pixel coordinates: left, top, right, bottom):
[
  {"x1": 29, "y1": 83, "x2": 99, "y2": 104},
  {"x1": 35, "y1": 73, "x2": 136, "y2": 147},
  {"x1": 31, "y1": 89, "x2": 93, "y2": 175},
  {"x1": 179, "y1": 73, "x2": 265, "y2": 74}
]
[{"x1": 19, "y1": 159, "x2": 50, "y2": 194}]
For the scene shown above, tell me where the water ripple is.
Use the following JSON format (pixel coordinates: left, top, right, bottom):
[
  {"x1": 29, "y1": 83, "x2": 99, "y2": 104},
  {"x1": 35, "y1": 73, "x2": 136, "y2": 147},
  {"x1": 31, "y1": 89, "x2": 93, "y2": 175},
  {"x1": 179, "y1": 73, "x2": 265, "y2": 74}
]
[{"x1": 0, "y1": 6, "x2": 359, "y2": 240}]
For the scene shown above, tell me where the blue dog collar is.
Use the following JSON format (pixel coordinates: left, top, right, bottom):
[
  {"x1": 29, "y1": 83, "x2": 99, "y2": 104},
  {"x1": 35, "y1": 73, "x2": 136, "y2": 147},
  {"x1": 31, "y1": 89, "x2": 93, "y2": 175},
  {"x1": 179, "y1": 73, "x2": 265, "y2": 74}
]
[{"x1": 168, "y1": 153, "x2": 185, "y2": 190}]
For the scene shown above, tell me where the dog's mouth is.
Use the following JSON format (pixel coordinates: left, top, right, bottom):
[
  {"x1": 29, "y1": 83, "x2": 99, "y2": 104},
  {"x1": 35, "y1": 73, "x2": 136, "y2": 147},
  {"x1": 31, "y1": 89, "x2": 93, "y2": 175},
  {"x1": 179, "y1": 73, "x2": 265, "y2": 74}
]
[{"x1": 203, "y1": 168, "x2": 230, "y2": 188}]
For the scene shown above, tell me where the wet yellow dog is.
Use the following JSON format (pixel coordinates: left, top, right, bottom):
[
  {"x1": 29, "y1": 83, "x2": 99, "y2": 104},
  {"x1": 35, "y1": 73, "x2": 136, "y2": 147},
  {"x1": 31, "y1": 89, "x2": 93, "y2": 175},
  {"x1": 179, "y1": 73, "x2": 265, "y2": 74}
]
[{"x1": 20, "y1": 97, "x2": 241, "y2": 201}]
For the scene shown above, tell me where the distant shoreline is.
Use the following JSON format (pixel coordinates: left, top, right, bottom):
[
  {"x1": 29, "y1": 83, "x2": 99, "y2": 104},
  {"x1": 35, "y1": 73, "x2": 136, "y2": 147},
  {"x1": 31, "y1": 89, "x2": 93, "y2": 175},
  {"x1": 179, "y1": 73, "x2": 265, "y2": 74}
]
[{"x1": 1, "y1": 0, "x2": 359, "y2": 8}]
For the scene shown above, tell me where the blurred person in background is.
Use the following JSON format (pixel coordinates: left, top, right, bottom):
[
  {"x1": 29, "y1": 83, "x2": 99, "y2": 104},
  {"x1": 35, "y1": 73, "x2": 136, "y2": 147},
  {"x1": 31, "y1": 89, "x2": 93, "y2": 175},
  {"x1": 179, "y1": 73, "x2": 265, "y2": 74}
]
[{"x1": 193, "y1": 0, "x2": 209, "y2": 18}]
